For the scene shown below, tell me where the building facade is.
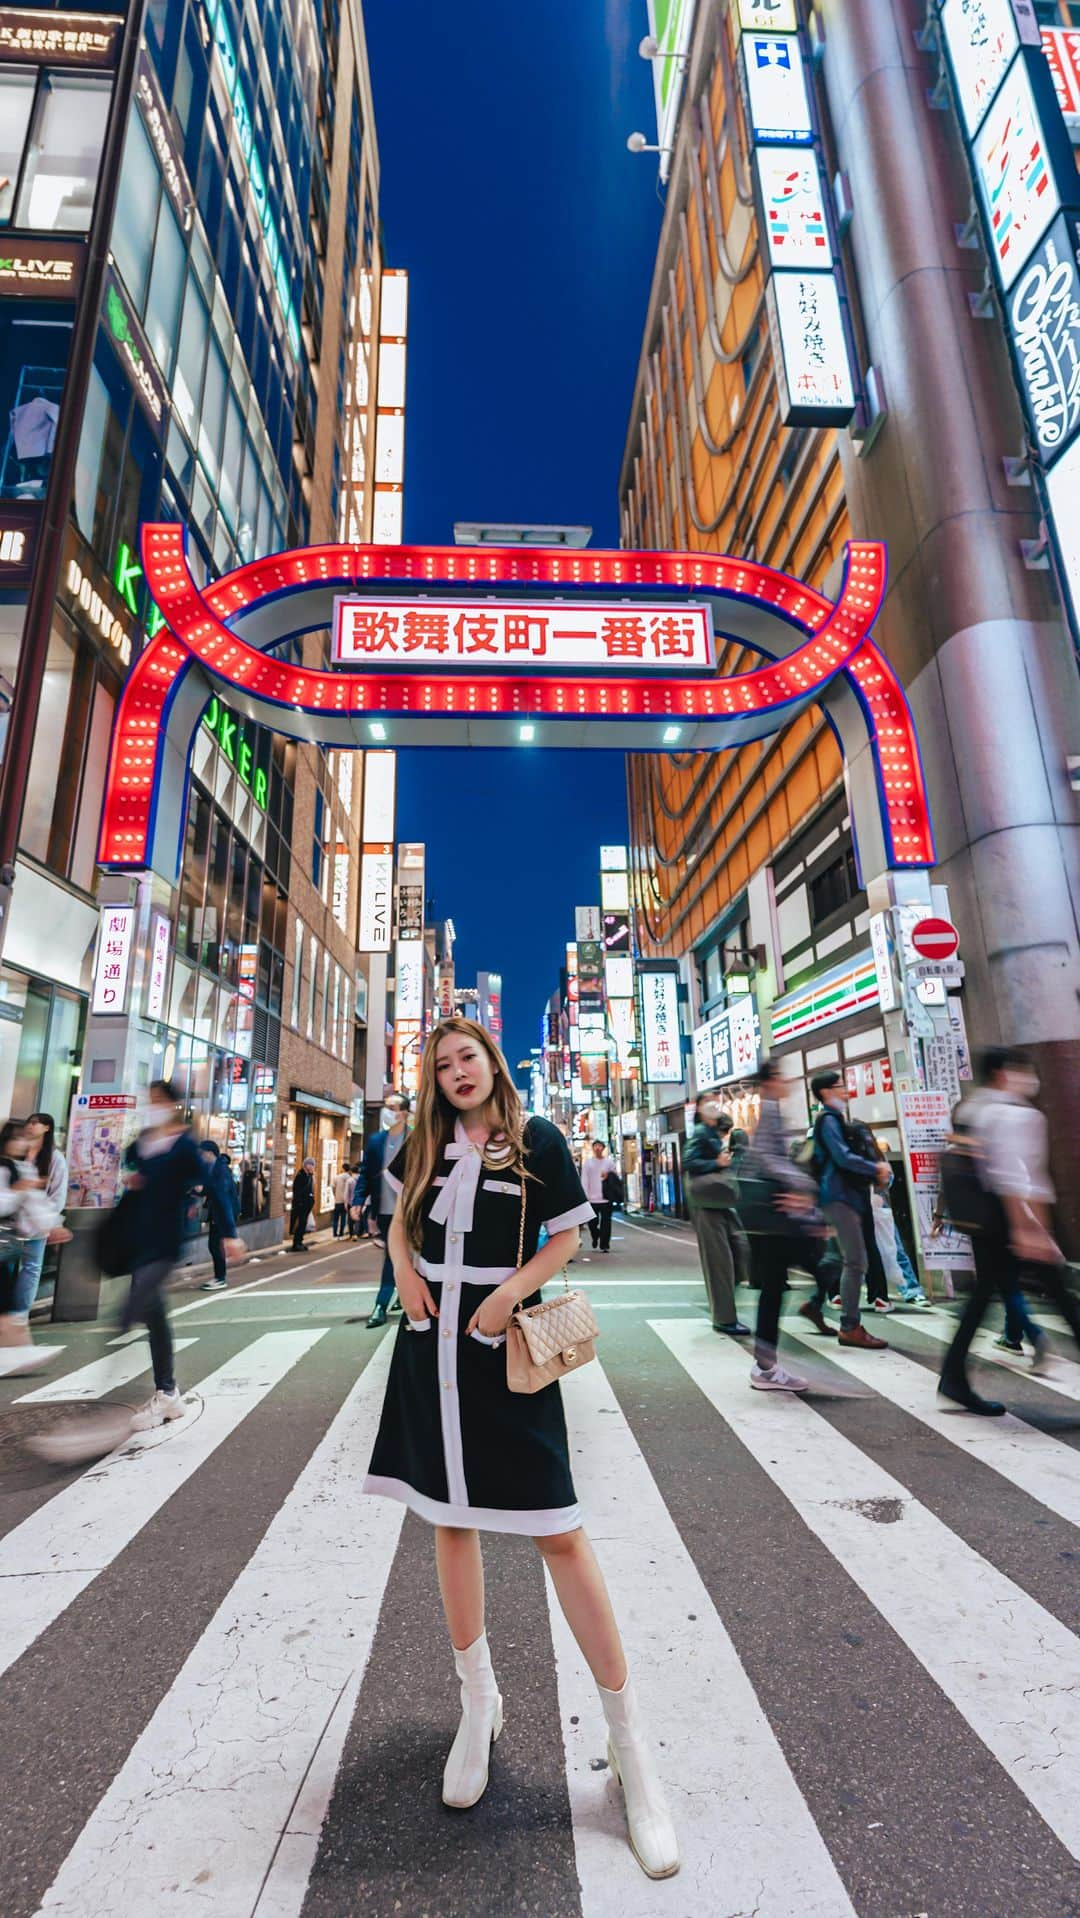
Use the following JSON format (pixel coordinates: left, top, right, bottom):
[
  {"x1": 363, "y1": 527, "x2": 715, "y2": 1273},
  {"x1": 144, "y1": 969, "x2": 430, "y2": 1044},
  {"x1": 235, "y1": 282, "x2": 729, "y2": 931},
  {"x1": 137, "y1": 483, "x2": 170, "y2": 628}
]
[
  {"x1": 0, "y1": 0, "x2": 402, "y2": 1240},
  {"x1": 621, "y1": 0, "x2": 1080, "y2": 1249}
]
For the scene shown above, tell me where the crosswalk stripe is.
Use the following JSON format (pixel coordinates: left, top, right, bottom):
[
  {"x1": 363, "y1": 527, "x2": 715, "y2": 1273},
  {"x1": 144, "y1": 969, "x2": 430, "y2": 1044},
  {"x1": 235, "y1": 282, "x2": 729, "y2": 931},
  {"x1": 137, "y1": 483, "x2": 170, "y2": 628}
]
[
  {"x1": 0, "y1": 1329, "x2": 327, "y2": 1682},
  {"x1": 653, "y1": 1319, "x2": 1080, "y2": 1862},
  {"x1": 545, "y1": 1356, "x2": 857, "y2": 1917},
  {"x1": 900, "y1": 1310, "x2": 1080, "y2": 1403},
  {"x1": 36, "y1": 1334, "x2": 401, "y2": 1918},
  {"x1": 14, "y1": 1338, "x2": 199, "y2": 1404},
  {"x1": 783, "y1": 1319, "x2": 1080, "y2": 1531}
]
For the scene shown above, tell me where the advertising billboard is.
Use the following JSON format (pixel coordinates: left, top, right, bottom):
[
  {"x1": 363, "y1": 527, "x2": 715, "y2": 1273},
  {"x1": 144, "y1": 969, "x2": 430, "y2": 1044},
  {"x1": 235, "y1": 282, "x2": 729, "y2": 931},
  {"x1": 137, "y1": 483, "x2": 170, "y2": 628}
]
[
  {"x1": 765, "y1": 270, "x2": 856, "y2": 425},
  {"x1": 638, "y1": 966, "x2": 682, "y2": 1084},
  {"x1": 334, "y1": 598, "x2": 713, "y2": 672},
  {"x1": 973, "y1": 52, "x2": 1062, "y2": 289},
  {"x1": 742, "y1": 32, "x2": 813, "y2": 145},
  {"x1": 1006, "y1": 210, "x2": 1080, "y2": 466},
  {"x1": 755, "y1": 147, "x2": 833, "y2": 270}
]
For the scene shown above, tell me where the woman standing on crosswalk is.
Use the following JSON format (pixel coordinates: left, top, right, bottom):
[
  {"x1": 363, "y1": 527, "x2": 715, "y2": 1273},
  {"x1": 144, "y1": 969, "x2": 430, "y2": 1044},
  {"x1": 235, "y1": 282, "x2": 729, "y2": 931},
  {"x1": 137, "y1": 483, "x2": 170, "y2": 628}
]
[{"x1": 363, "y1": 1016, "x2": 679, "y2": 1880}]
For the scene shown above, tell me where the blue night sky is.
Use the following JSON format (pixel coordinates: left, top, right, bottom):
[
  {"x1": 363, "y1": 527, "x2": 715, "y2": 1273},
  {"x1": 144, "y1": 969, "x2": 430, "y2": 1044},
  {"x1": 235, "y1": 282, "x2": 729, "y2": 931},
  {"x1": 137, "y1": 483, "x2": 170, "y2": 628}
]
[{"x1": 364, "y1": 0, "x2": 662, "y2": 1077}]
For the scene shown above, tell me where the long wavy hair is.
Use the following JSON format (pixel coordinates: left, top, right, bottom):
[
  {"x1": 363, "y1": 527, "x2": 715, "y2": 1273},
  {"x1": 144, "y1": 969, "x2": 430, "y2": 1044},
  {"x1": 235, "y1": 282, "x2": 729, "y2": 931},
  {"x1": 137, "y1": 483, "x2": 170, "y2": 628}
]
[{"x1": 400, "y1": 1017, "x2": 528, "y2": 1250}]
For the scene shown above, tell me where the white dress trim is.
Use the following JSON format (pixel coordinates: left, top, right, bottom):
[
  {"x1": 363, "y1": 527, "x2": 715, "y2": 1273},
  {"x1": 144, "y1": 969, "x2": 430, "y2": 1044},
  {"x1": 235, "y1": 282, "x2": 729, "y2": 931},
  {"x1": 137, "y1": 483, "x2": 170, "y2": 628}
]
[
  {"x1": 544, "y1": 1201, "x2": 595, "y2": 1234},
  {"x1": 362, "y1": 1473, "x2": 583, "y2": 1536}
]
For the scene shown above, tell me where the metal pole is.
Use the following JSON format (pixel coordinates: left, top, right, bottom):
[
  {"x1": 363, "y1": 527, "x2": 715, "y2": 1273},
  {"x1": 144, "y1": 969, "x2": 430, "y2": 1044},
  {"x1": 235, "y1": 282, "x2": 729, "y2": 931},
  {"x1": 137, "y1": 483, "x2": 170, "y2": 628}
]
[{"x1": 0, "y1": 0, "x2": 149, "y2": 951}]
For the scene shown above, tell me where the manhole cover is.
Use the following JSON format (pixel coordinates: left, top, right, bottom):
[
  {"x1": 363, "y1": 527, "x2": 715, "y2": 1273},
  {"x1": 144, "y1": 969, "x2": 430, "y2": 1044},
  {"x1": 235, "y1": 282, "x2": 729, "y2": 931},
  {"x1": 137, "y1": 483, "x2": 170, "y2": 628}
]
[{"x1": 0, "y1": 1400, "x2": 134, "y2": 1467}]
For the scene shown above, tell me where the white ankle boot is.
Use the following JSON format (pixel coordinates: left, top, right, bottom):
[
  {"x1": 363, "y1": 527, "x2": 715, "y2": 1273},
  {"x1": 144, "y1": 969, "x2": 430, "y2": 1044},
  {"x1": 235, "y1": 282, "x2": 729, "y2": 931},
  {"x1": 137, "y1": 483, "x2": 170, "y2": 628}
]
[
  {"x1": 599, "y1": 1674, "x2": 680, "y2": 1879},
  {"x1": 442, "y1": 1631, "x2": 503, "y2": 1809}
]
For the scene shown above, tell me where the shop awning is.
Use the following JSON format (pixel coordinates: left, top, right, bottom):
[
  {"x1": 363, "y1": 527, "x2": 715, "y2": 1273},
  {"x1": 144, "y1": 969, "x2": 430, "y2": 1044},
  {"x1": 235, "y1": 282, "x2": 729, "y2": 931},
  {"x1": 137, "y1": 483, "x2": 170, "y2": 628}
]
[{"x1": 290, "y1": 1087, "x2": 352, "y2": 1118}]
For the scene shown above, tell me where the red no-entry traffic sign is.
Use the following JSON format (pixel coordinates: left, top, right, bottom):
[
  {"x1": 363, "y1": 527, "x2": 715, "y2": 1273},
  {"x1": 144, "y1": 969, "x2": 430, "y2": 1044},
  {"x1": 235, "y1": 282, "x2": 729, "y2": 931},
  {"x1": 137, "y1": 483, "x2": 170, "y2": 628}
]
[{"x1": 910, "y1": 916, "x2": 959, "y2": 961}]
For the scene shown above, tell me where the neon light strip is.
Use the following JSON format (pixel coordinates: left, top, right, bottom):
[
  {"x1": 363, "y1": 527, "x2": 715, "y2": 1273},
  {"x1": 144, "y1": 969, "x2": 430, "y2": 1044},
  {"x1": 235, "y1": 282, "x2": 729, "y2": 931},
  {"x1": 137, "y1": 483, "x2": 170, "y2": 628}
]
[{"x1": 97, "y1": 532, "x2": 932, "y2": 871}]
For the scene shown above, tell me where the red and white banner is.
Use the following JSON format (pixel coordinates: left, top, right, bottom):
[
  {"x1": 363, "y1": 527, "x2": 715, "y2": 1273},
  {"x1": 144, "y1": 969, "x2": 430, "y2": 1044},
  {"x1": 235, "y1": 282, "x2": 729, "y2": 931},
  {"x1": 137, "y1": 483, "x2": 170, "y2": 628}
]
[{"x1": 333, "y1": 598, "x2": 714, "y2": 672}]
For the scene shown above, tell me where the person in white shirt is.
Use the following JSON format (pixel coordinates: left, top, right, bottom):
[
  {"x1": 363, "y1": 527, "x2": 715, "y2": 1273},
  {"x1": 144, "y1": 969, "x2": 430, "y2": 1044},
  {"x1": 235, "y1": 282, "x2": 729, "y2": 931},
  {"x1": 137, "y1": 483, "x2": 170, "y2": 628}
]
[
  {"x1": 333, "y1": 1165, "x2": 352, "y2": 1239},
  {"x1": 581, "y1": 1141, "x2": 617, "y2": 1253}
]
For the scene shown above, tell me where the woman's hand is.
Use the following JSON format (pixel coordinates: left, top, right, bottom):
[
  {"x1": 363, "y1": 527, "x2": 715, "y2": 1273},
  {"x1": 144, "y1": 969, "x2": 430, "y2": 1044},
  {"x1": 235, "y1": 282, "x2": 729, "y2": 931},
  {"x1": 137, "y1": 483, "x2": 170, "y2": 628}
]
[
  {"x1": 396, "y1": 1269, "x2": 439, "y2": 1322},
  {"x1": 466, "y1": 1284, "x2": 516, "y2": 1339}
]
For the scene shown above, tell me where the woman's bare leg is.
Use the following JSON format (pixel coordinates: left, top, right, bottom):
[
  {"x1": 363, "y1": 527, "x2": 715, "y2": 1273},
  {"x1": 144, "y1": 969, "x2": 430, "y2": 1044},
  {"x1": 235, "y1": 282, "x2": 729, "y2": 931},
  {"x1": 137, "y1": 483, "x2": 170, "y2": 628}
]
[
  {"x1": 435, "y1": 1525, "x2": 485, "y2": 1649},
  {"x1": 534, "y1": 1528, "x2": 627, "y2": 1690}
]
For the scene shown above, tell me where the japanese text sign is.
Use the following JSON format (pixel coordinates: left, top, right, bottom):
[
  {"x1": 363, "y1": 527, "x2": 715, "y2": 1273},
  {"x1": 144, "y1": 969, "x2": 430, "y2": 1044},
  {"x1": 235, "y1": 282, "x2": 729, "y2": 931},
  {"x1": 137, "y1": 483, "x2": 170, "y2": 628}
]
[
  {"x1": 1041, "y1": 27, "x2": 1080, "y2": 126},
  {"x1": 736, "y1": 0, "x2": 798, "y2": 32},
  {"x1": 639, "y1": 967, "x2": 683, "y2": 1084},
  {"x1": 973, "y1": 52, "x2": 1061, "y2": 289},
  {"x1": 92, "y1": 906, "x2": 135, "y2": 1015},
  {"x1": 333, "y1": 598, "x2": 713, "y2": 672},
  {"x1": 145, "y1": 913, "x2": 171, "y2": 1020},
  {"x1": 939, "y1": 0, "x2": 1033, "y2": 138},
  {"x1": 766, "y1": 271, "x2": 856, "y2": 425}
]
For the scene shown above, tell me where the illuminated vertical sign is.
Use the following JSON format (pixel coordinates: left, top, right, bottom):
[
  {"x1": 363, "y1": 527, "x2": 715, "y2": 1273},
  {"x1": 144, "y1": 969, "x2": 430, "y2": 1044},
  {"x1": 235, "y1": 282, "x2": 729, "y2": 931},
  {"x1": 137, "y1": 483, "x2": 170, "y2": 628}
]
[
  {"x1": 92, "y1": 906, "x2": 135, "y2": 1015},
  {"x1": 145, "y1": 912, "x2": 171, "y2": 1020},
  {"x1": 359, "y1": 750, "x2": 396, "y2": 953},
  {"x1": 638, "y1": 966, "x2": 682, "y2": 1084}
]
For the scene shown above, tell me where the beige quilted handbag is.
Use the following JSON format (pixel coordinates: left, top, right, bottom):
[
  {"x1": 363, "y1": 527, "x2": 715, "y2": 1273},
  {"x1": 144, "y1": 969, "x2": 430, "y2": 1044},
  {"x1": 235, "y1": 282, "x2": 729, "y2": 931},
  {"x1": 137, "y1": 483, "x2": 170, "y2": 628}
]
[{"x1": 505, "y1": 1181, "x2": 599, "y2": 1394}]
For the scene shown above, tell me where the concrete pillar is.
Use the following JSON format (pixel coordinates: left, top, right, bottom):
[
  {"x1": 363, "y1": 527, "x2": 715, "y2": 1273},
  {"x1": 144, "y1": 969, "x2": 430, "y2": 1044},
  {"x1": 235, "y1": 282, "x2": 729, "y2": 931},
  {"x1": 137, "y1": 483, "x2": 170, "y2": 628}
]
[{"x1": 819, "y1": 0, "x2": 1080, "y2": 1247}]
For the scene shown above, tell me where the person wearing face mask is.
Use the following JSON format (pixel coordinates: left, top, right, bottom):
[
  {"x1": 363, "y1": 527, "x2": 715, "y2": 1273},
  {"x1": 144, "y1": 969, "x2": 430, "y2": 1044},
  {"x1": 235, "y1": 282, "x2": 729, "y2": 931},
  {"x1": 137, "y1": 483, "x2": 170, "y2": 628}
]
[
  {"x1": 363, "y1": 1016, "x2": 679, "y2": 1880},
  {"x1": 356, "y1": 1092, "x2": 410, "y2": 1328},
  {"x1": 683, "y1": 1095, "x2": 750, "y2": 1336},
  {"x1": 810, "y1": 1071, "x2": 890, "y2": 1351},
  {"x1": 938, "y1": 1048, "x2": 1080, "y2": 1415}
]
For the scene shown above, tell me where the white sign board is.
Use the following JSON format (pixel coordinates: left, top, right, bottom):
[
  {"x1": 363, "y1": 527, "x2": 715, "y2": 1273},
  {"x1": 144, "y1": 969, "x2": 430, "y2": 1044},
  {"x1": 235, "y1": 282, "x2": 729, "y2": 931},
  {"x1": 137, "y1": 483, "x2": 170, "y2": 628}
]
[
  {"x1": 358, "y1": 848, "x2": 393, "y2": 951},
  {"x1": 766, "y1": 270, "x2": 856, "y2": 424},
  {"x1": 742, "y1": 32, "x2": 813, "y2": 145},
  {"x1": 361, "y1": 749, "x2": 396, "y2": 840},
  {"x1": 639, "y1": 968, "x2": 682, "y2": 1084},
  {"x1": 333, "y1": 598, "x2": 714, "y2": 672},
  {"x1": 67, "y1": 1092, "x2": 137, "y2": 1207},
  {"x1": 973, "y1": 52, "x2": 1061, "y2": 290},
  {"x1": 736, "y1": 0, "x2": 798, "y2": 31},
  {"x1": 145, "y1": 912, "x2": 171, "y2": 1020},
  {"x1": 575, "y1": 906, "x2": 602, "y2": 941},
  {"x1": 1046, "y1": 425, "x2": 1080, "y2": 628},
  {"x1": 693, "y1": 996, "x2": 761, "y2": 1090},
  {"x1": 92, "y1": 905, "x2": 134, "y2": 1015},
  {"x1": 604, "y1": 953, "x2": 634, "y2": 998},
  {"x1": 395, "y1": 938, "x2": 425, "y2": 1022},
  {"x1": 600, "y1": 845, "x2": 628, "y2": 870},
  {"x1": 1007, "y1": 212, "x2": 1080, "y2": 467},
  {"x1": 898, "y1": 1088, "x2": 975, "y2": 1270},
  {"x1": 868, "y1": 911, "x2": 898, "y2": 1012},
  {"x1": 940, "y1": 0, "x2": 1026, "y2": 137},
  {"x1": 755, "y1": 148, "x2": 833, "y2": 269}
]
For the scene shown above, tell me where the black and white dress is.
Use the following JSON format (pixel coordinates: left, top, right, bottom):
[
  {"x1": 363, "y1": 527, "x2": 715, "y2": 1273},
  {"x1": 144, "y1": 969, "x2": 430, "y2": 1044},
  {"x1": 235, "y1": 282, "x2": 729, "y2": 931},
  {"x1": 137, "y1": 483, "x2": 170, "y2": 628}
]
[{"x1": 363, "y1": 1115, "x2": 594, "y2": 1536}]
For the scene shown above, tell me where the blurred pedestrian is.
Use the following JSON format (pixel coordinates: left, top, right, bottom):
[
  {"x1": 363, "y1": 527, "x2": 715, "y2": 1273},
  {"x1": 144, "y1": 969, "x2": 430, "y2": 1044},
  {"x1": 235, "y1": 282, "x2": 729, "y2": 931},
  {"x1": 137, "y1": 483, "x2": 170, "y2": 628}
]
[
  {"x1": 738, "y1": 1060, "x2": 827, "y2": 1389},
  {"x1": 0, "y1": 1119, "x2": 67, "y2": 1377},
  {"x1": 120, "y1": 1079, "x2": 207, "y2": 1428},
  {"x1": 869, "y1": 1151, "x2": 929, "y2": 1308},
  {"x1": 289, "y1": 1157, "x2": 315, "y2": 1251},
  {"x1": 15, "y1": 1112, "x2": 69, "y2": 1323},
  {"x1": 810, "y1": 1072, "x2": 889, "y2": 1351},
  {"x1": 581, "y1": 1140, "x2": 617, "y2": 1253},
  {"x1": 939, "y1": 1049, "x2": 1080, "y2": 1414},
  {"x1": 332, "y1": 1163, "x2": 351, "y2": 1238},
  {"x1": 684, "y1": 1095, "x2": 750, "y2": 1336},
  {"x1": 356, "y1": 1092, "x2": 410, "y2": 1327},
  {"x1": 363, "y1": 1016, "x2": 678, "y2": 1878},
  {"x1": 198, "y1": 1140, "x2": 244, "y2": 1292}
]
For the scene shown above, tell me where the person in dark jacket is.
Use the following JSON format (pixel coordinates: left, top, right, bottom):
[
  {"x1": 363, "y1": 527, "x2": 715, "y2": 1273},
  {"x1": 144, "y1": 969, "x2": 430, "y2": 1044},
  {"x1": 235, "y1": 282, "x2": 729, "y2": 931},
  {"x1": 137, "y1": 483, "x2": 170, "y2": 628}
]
[
  {"x1": 810, "y1": 1072, "x2": 889, "y2": 1350},
  {"x1": 289, "y1": 1158, "x2": 316, "y2": 1250},
  {"x1": 198, "y1": 1141, "x2": 241, "y2": 1292},
  {"x1": 683, "y1": 1098, "x2": 750, "y2": 1336},
  {"x1": 354, "y1": 1094, "x2": 409, "y2": 1326},
  {"x1": 120, "y1": 1079, "x2": 207, "y2": 1428}
]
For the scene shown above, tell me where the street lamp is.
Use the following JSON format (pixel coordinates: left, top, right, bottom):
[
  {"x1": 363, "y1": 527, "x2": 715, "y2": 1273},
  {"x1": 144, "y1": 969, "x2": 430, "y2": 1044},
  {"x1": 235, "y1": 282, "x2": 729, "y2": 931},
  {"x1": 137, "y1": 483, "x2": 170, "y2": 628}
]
[
  {"x1": 638, "y1": 34, "x2": 684, "y2": 60},
  {"x1": 626, "y1": 131, "x2": 673, "y2": 156}
]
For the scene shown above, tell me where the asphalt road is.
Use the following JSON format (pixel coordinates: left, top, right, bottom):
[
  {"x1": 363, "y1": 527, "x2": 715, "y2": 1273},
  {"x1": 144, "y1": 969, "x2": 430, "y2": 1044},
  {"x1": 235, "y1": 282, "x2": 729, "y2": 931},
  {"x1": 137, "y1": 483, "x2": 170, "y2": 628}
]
[{"x1": 2, "y1": 1216, "x2": 1079, "y2": 1918}]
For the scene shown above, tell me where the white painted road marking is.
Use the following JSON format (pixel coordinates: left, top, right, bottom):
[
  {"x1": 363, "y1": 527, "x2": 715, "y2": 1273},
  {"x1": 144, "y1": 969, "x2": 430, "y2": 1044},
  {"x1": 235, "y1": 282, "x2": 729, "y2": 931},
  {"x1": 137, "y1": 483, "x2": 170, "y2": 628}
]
[
  {"x1": 654, "y1": 1319, "x2": 1080, "y2": 1862},
  {"x1": 15, "y1": 1339, "x2": 199, "y2": 1404},
  {"x1": 37, "y1": 1336, "x2": 401, "y2": 1918},
  {"x1": 0, "y1": 1330, "x2": 327, "y2": 1680},
  {"x1": 546, "y1": 1356, "x2": 857, "y2": 1917},
  {"x1": 902, "y1": 1309, "x2": 1080, "y2": 1404}
]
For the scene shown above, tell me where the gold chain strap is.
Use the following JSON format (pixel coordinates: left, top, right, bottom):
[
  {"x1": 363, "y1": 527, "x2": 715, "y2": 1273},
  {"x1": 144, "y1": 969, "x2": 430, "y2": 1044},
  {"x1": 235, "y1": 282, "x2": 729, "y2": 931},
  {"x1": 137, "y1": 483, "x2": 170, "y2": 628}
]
[{"x1": 516, "y1": 1179, "x2": 569, "y2": 1292}]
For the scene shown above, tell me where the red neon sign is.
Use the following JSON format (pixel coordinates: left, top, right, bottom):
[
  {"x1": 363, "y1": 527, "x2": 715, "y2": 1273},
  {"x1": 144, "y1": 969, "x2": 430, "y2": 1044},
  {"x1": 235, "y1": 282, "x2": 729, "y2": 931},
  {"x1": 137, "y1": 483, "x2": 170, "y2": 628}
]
[{"x1": 97, "y1": 532, "x2": 933, "y2": 872}]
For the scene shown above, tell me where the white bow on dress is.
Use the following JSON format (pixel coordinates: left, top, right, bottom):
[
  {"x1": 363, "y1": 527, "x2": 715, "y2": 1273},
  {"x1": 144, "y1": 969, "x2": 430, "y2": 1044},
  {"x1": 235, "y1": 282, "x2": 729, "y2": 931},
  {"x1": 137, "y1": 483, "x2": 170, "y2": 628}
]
[{"x1": 428, "y1": 1122, "x2": 485, "y2": 1238}]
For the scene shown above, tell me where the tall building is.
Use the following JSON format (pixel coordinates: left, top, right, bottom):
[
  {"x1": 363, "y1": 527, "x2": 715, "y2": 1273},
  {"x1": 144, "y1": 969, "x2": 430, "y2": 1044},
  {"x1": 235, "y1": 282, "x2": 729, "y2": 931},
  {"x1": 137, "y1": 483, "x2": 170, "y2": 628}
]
[
  {"x1": 0, "y1": 0, "x2": 404, "y2": 1240},
  {"x1": 621, "y1": 0, "x2": 1080, "y2": 1245}
]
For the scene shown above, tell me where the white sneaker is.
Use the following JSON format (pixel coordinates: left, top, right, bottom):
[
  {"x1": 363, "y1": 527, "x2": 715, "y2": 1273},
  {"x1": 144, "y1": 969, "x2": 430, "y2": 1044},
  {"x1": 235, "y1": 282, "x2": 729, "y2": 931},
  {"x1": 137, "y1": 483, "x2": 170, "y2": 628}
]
[
  {"x1": 1030, "y1": 1335, "x2": 1053, "y2": 1377},
  {"x1": 871, "y1": 1298, "x2": 895, "y2": 1314},
  {"x1": 130, "y1": 1389, "x2": 186, "y2": 1430},
  {"x1": 750, "y1": 1363, "x2": 808, "y2": 1392}
]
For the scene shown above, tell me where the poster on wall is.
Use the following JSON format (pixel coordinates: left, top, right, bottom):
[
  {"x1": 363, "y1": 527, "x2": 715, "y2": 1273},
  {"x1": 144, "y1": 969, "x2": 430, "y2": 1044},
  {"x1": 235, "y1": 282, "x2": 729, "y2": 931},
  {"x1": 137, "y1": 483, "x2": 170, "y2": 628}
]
[
  {"x1": 898, "y1": 1089, "x2": 975, "y2": 1270},
  {"x1": 67, "y1": 1093, "x2": 137, "y2": 1208}
]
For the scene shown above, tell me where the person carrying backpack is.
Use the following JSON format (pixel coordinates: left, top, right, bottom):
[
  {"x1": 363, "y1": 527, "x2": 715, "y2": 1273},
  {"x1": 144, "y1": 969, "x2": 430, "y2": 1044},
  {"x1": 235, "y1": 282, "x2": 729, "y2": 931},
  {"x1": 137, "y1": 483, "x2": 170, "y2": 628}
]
[
  {"x1": 809, "y1": 1072, "x2": 889, "y2": 1350},
  {"x1": 937, "y1": 1048, "x2": 1080, "y2": 1415}
]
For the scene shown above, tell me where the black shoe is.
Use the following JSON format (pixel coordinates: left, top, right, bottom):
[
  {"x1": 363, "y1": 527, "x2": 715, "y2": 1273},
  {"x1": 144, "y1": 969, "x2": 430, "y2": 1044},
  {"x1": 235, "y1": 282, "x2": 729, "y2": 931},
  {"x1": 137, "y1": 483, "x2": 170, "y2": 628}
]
[
  {"x1": 715, "y1": 1321, "x2": 752, "y2": 1337},
  {"x1": 937, "y1": 1378, "x2": 1006, "y2": 1416},
  {"x1": 367, "y1": 1305, "x2": 388, "y2": 1328},
  {"x1": 389, "y1": 1297, "x2": 403, "y2": 1313},
  {"x1": 992, "y1": 1335, "x2": 1024, "y2": 1353},
  {"x1": 199, "y1": 1277, "x2": 228, "y2": 1292}
]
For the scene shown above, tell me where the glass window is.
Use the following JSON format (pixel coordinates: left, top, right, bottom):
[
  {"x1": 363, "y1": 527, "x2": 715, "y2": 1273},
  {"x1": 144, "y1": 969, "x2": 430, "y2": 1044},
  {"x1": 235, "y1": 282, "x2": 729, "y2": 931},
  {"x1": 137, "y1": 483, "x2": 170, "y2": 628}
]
[
  {"x1": 16, "y1": 72, "x2": 110, "y2": 233},
  {"x1": 173, "y1": 276, "x2": 209, "y2": 438},
  {"x1": 74, "y1": 366, "x2": 111, "y2": 540},
  {"x1": 204, "y1": 806, "x2": 229, "y2": 973},
  {"x1": 47, "y1": 629, "x2": 94, "y2": 873},
  {"x1": 39, "y1": 990, "x2": 84, "y2": 1137},
  {"x1": 144, "y1": 200, "x2": 186, "y2": 378},
  {"x1": 0, "y1": 69, "x2": 37, "y2": 225},
  {"x1": 177, "y1": 787, "x2": 211, "y2": 962},
  {"x1": 112, "y1": 114, "x2": 160, "y2": 311},
  {"x1": 70, "y1": 680, "x2": 115, "y2": 892},
  {"x1": 218, "y1": 390, "x2": 244, "y2": 531},
  {"x1": 21, "y1": 622, "x2": 77, "y2": 863},
  {"x1": 0, "y1": 306, "x2": 73, "y2": 503},
  {"x1": 198, "y1": 337, "x2": 227, "y2": 483},
  {"x1": 291, "y1": 920, "x2": 303, "y2": 1026}
]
